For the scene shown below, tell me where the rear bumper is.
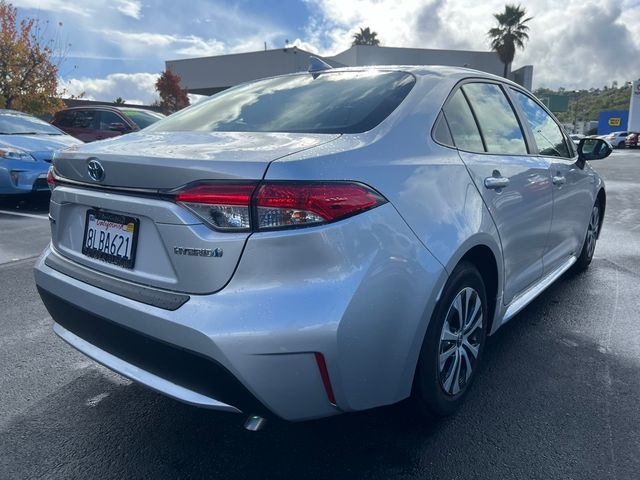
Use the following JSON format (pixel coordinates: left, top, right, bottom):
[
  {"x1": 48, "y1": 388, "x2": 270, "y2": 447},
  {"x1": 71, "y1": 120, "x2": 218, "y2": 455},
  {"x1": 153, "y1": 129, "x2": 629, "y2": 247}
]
[{"x1": 35, "y1": 203, "x2": 446, "y2": 421}]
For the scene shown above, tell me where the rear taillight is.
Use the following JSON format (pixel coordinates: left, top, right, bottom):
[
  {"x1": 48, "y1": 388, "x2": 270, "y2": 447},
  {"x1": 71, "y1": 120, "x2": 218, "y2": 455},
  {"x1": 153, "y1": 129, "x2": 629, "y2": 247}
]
[
  {"x1": 174, "y1": 182, "x2": 258, "y2": 231},
  {"x1": 46, "y1": 167, "x2": 57, "y2": 191},
  {"x1": 255, "y1": 182, "x2": 386, "y2": 229},
  {"x1": 173, "y1": 181, "x2": 386, "y2": 232}
]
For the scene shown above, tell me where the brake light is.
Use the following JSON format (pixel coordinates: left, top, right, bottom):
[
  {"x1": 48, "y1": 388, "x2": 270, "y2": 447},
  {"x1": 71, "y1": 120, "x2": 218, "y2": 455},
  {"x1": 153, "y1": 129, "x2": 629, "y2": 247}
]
[
  {"x1": 46, "y1": 167, "x2": 57, "y2": 191},
  {"x1": 255, "y1": 182, "x2": 386, "y2": 229},
  {"x1": 174, "y1": 181, "x2": 386, "y2": 232},
  {"x1": 175, "y1": 182, "x2": 258, "y2": 231}
]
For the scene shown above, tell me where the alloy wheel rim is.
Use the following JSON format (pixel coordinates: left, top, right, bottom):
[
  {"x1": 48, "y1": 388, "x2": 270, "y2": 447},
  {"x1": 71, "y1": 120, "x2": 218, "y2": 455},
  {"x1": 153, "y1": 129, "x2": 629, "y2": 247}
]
[
  {"x1": 438, "y1": 287, "x2": 483, "y2": 396},
  {"x1": 586, "y1": 205, "x2": 600, "y2": 259}
]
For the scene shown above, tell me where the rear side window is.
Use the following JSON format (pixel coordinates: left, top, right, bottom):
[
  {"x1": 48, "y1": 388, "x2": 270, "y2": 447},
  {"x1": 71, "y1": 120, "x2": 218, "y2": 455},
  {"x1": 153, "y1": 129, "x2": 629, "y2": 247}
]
[
  {"x1": 442, "y1": 89, "x2": 484, "y2": 152},
  {"x1": 54, "y1": 111, "x2": 76, "y2": 128},
  {"x1": 510, "y1": 89, "x2": 571, "y2": 158},
  {"x1": 462, "y1": 83, "x2": 527, "y2": 155},
  {"x1": 146, "y1": 71, "x2": 415, "y2": 134},
  {"x1": 70, "y1": 110, "x2": 97, "y2": 129}
]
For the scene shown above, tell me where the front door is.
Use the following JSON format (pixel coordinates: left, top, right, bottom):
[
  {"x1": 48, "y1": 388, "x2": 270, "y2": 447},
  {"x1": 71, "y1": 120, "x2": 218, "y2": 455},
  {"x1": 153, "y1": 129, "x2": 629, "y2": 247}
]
[{"x1": 509, "y1": 88, "x2": 595, "y2": 274}]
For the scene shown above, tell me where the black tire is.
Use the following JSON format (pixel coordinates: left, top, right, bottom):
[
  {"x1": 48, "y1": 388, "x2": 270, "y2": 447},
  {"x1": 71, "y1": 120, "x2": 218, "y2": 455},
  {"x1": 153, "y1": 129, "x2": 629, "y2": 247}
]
[
  {"x1": 575, "y1": 200, "x2": 601, "y2": 271},
  {"x1": 413, "y1": 261, "x2": 488, "y2": 417},
  {"x1": 618, "y1": 141, "x2": 625, "y2": 149}
]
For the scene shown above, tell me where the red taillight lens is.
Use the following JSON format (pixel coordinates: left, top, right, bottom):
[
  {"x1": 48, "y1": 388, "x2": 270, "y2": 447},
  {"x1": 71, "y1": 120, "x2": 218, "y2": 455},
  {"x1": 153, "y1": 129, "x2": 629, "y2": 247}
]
[
  {"x1": 255, "y1": 182, "x2": 386, "y2": 229},
  {"x1": 175, "y1": 182, "x2": 258, "y2": 231},
  {"x1": 46, "y1": 167, "x2": 57, "y2": 191},
  {"x1": 173, "y1": 181, "x2": 386, "y2": 231}
]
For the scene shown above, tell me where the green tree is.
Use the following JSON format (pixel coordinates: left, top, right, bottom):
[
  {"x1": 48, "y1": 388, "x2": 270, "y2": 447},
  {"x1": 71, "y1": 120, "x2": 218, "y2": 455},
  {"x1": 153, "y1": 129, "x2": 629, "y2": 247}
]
[
  {"x1": 352, "y1": 27, "x2": 380, "y2": 46},
  {"x1": 0, "y1": 1, "x2": 67, "y2": 115},
  {"x1": 113, "y1": 96, "x2": 125, "y2": 105},
  {"x1": 488, "y1": 4, "x2": 532, "y2": 78},
  {"x1": 155, "y1": 69, "x2": 189, "y2": 114}
]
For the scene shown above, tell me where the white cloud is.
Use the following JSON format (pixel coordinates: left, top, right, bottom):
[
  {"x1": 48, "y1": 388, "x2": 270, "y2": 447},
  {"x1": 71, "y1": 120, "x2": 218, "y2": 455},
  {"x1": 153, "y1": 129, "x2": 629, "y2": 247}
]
[
  {"x1": 11, "y1": 0, "x2": 91, "y2": 16},
  {"x1": 12, "y1": 0, "x2": 142, "y2": 18},
  {"x1": 302, "y1": 0, "x2": 640, "y2": 89},
  {"x1": 114, "y1": 0, "x2": 142, "y2": 19},
  {"x1": 60, "y1": 72, "x2": 160, "y2": 105}
]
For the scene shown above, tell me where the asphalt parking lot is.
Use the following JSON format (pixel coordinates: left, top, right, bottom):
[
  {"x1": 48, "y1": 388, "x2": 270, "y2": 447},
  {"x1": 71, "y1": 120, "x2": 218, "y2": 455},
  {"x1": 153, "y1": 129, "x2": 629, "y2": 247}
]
[{"x1": 1, "y1": 151, "x2": 639, "y2": 480}]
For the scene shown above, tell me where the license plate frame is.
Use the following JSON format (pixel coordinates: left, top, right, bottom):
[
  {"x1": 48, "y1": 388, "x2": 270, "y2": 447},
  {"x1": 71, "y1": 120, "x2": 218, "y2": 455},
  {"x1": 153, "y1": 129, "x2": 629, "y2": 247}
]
[{"x1": 81, "y1": 209, "x2": 140, "y2": 269}]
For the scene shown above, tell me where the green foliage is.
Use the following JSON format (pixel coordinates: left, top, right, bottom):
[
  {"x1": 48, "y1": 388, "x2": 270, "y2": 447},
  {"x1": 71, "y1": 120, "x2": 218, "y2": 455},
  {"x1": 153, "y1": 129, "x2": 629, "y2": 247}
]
[
  {"x1": 535, "y1": 83, "x2": 632, "y2": 122},
  {"x1": 113, "y1": 96, "x2": 125, "y2": 105},
  {"x1": 488, "y1": 4, "x2": 532, "y2": 77},
  {"x1": 352, "y1": 27, "x2": 380, "y2": 46}
]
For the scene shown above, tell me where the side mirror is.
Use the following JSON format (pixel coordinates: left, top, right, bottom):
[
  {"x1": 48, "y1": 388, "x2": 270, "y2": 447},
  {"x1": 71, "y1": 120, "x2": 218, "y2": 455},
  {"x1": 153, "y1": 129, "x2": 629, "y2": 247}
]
[
  {"x1": 108, "y1": 122, "x2": 128, "y2": 132},
  {"x1": 577, "y1": 138, "x2": 612, "y2": 162}
]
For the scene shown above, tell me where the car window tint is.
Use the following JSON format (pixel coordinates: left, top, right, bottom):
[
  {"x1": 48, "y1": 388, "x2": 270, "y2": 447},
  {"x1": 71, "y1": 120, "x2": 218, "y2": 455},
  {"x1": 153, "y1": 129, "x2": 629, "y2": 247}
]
[
  {"x1": 462, "y1": 83, "x2": 527, "y2": 155},
  {"x1": 510, "y1": 89, "x2": 571, "y2": 158},
  {"x1": 99, "y1": 111, "x2": 126, "y2": 130},
  {"x1": 55, "y1": 111, "x2": 76, "y2": 128},
  {"x1": 433, "y1": 111, "x2": 454, "y2": 147},
  {"x1": 122, "y1": 110, "x2": 164, "y2": 129},
  {"x1": 442, "y1": 89, "x2": 484, "y2": 152},
  {"x1": 72, "y1": 111, "x2": 97, "y2": 129},
  {"x1": 146, "y1": 71, "x2": 415, "y2": 134}
]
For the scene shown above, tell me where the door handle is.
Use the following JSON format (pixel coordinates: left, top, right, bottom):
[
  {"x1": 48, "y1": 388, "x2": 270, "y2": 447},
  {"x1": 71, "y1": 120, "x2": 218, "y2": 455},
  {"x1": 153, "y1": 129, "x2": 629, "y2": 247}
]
[
  {"x1": 484, "y1": 176, "x2": 510, "y2": 190},
  {"x1": 552, "y1": 175, "x2": 566, "y2": 186}
]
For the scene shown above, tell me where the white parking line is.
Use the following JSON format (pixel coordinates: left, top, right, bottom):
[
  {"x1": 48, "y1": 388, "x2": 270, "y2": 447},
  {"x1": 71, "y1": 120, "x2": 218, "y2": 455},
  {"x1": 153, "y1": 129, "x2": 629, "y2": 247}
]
[{"x1": 0, "y1": 209, "x2": 49, "y2": 220}]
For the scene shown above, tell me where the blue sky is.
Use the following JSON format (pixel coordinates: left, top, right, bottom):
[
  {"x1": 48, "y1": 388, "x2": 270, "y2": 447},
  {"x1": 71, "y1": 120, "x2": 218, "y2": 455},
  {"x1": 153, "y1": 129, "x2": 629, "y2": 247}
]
[{"x1": 11, "y1": 0, "x2": 640, "y2": 104}]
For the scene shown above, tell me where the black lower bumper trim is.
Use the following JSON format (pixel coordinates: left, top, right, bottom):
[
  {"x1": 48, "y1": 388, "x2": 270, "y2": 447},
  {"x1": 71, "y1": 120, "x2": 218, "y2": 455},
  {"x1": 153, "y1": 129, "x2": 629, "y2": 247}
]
[
  {"x1": 38, "y1": 287, "x2": 269, "y2": 415},
  {"x1": 44, "y1": 253, "x2": 189, "y2": 311}
]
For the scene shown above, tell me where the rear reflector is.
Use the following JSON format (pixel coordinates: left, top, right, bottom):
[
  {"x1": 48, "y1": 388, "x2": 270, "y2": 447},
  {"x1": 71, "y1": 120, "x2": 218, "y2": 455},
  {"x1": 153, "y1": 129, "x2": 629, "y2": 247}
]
[
  {"x1": 314, "y1": 352, "x2": 337, "y2": 406},
  {"x1": 174, "y1": 181, "x2": 386, "y2": 232}
]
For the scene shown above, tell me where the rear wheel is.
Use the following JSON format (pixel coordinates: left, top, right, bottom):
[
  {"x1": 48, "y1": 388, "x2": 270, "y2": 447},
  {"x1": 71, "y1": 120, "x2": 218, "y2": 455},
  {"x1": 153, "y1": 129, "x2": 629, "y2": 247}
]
[
  {"x1": 617, "y1": 141, "x2": 625, "y2": 149},
  {"x1": 575, "y1": 200, "x2": 601, "y2": 271},
  {"x1": 413, "y1": 262, "x2": 487, "y2": 417}
]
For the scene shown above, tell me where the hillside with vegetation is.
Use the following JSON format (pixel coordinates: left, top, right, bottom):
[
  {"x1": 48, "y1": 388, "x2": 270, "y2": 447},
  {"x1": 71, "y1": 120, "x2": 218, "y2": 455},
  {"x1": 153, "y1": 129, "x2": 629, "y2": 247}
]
[{"x1": 534, "y1": 82, "x2": 633, "y2": 123}]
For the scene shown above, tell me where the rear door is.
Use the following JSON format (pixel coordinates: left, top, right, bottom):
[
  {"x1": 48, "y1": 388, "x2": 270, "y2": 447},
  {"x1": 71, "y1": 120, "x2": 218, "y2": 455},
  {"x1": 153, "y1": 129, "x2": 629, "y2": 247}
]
[
  {"x1": 67, "y1": 109, "x2": 100, "y2": 142},
  {"x1": 509, "y1": 88, "x2": 595, "y2": 274},
  {"x1": 442, "y1": 81, "x2": 553, "y2": 304}
]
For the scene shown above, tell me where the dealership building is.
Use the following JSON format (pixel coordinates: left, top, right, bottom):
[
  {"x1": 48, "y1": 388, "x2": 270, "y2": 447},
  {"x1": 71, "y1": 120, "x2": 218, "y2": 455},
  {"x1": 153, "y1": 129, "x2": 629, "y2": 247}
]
[{"x1": 165, "y1": 45, "x2": 534, "y2": 96}]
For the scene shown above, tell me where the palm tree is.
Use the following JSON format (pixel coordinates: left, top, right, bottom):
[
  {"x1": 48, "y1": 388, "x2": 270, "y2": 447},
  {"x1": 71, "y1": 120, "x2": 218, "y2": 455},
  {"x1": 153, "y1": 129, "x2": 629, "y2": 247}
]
[
  {"x1": 488, "y1": 4, "x2": 532, "y2": 78},
  {"x1": 352, "y1": 27, "x2": 380, "y2": 46}
]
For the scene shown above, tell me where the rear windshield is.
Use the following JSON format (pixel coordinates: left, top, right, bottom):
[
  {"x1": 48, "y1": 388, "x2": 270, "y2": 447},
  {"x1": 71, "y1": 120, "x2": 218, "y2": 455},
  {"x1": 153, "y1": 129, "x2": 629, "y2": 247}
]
[
  {"x1": 122, "y1": 110, "x2": 164, "y2": 129},
  {"x1": 146, "y1": 71, "x2": 415, "y2": 134}
]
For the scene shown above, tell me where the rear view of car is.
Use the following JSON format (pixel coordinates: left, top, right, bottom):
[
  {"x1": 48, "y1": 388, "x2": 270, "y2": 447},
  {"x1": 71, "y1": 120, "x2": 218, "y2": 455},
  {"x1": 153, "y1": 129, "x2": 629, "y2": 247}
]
[
  {"x1": 625, "y1": 132, "x2": 638, "y2": 148},
  {"x1": 34, "y1": 66, "x2": 607, "y2": 426},
  {"x1": 0, "y1": 110, "x2": 82, "y2": 195}
]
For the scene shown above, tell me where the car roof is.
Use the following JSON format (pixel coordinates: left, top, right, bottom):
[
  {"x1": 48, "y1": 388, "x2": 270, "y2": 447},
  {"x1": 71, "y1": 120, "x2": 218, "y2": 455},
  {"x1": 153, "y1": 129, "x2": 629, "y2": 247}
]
[
  {"x1": 57, "y1": 105, "x2": 158, "y2": 114},
  {"x1": 267, "y1": 64, "x2": 526, "y2": 90}
]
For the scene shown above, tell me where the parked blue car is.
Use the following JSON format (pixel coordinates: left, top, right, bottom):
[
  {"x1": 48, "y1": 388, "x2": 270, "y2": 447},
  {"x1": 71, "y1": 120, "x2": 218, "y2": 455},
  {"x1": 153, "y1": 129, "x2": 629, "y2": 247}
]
[{"x1": 0, "y1": 109, "x2": 82, "y2": 195}]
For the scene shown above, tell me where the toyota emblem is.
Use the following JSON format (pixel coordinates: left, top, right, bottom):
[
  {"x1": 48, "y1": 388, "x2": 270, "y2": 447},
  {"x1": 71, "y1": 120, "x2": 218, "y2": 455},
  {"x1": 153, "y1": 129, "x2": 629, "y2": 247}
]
[{"x1": 87, "y1": 159, "x2": 105, "y2": 182}]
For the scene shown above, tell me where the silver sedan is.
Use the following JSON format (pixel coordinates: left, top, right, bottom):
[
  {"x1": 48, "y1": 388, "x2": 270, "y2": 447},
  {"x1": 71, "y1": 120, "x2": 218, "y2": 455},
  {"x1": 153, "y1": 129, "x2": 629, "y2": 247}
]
[{"x1": 35, "y1": 65, "x2": 610, "y2": 426}]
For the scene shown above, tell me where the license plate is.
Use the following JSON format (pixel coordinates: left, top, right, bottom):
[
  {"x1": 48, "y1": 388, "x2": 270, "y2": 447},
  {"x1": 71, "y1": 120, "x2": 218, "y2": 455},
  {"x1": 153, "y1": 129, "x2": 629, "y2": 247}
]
[{"x1": 82, "y1": 210, "x2": 139, "y2": 269}]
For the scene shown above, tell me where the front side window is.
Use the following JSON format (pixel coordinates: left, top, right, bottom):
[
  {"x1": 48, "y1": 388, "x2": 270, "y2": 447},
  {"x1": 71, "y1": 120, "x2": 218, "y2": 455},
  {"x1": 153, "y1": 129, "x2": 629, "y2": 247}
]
[
  {"x1": 442, "y1": 89, "x2": 484, "y2": 152},
  {"x1": 510, "y1": 89, "x2": 571, "y2": 158},
  {"x1": 462, "y1": 83, "x2": 528, "y2": 155},
  {"x1": 99, "y1": 111, "x2": 127, "y2": 130},
  {"x1": 146, "y1": 71, "x2": 415, "y2": 134}
]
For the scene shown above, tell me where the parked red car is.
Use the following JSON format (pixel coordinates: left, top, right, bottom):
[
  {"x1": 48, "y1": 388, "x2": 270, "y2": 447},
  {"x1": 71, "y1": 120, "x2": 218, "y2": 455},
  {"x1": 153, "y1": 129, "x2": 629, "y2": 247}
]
[
  {"x1": 51, "y1": 106, "x2": 165, "y2": 142},
  {"x1": 625, "y1": 132, "x2": 639, "y2": 148}
]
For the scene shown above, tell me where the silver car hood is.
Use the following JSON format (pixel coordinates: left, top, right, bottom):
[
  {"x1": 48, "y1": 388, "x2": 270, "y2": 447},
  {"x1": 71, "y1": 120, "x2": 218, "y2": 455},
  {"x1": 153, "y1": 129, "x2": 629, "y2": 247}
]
[{"x1": 53, "y1": 131, "x2": 341, "y2": 189}]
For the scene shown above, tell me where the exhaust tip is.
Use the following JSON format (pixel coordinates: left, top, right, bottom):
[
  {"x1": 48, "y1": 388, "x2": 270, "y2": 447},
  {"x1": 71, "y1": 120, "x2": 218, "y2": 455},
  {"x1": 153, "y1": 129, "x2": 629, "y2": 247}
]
[{"x1": 244, "y1": 415, "x2": 267, "y2": 431}]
